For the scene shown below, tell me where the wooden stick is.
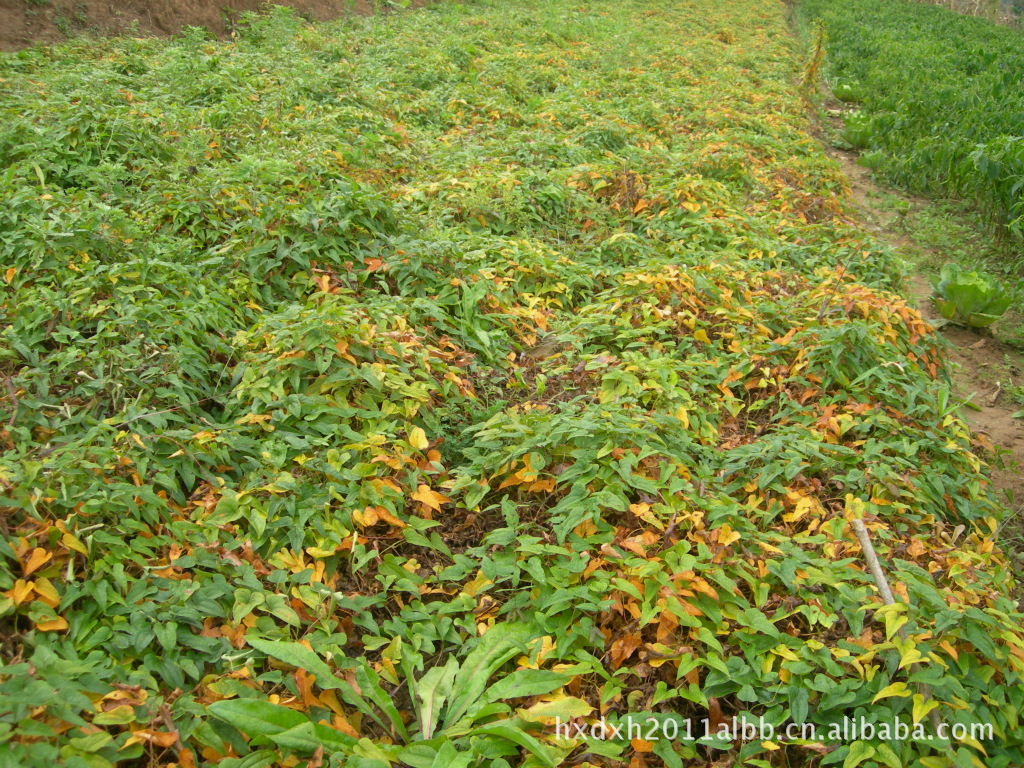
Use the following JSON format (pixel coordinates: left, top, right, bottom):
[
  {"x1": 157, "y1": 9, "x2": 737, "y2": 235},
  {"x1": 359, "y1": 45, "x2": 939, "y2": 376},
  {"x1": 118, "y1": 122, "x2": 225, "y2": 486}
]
[
  {"x1": 851, "y1": 518, "x2": 944, "y2": 736},
  {"x1": 851, "y1": 519, "x2": 899, "y2": 607}
]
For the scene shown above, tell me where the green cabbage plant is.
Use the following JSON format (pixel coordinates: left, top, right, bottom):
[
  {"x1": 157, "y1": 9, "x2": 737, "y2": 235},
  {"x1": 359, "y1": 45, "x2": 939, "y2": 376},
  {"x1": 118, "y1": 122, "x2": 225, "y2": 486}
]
[
  {"x1": 831, "y1": 78, "x2": 865, "y2": 104},
  {"x1": 840, "y1": 110, "x2": 875, "y2": 149},
  {"x1": 931, "y1": 263, "x2": 1012, "y2": 328}
]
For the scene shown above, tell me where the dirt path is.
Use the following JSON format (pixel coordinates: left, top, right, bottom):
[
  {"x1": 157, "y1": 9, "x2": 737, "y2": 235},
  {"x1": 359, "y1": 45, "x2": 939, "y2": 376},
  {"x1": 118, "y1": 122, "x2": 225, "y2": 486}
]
[{"x1": 823, "y1": 137, "x2": 1024, "y2": 533}]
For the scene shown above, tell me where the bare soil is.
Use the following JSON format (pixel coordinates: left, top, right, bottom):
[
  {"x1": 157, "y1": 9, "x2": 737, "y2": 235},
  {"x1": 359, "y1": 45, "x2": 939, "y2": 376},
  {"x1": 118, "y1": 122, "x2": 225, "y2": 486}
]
[{"x1": 0, "y1": 0, "x2": 393, "y2": 51}]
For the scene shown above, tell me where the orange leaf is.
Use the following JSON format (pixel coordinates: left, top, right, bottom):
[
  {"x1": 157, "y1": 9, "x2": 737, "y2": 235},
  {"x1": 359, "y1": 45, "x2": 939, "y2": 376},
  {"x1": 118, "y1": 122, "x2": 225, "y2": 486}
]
[
  {"x1": 36, "y1": 615, "x2": 68, "y2": 632},
  {"x1": 410, "y1": 484, "x2": 451, "y2": 512},
  {"x1": 5, "y1": 579, "x2": 34, "y2": 606},
  {"x1": 23, "y1": 548, "x2": 51, "y2": 577},
  {"x1": 656, "y1": 610, "x2": 679, "y2": 644},
  {"x1": 376, "y1": 508, "x2": 407, "y2": 529},
  {"x1": 352, "y1": 507, "x2": 380, "y2": 529},
  {"x1": 4, "y1": 267, "x2": 14, "y2": 284},
  {"x1": 631, "y1": 738, "x2": 655, "y2": 753},
  {"x1": 689, "y1": 577, "x2": 719, "y2": 600},
  {"x1": 33, "y1": 578, "x2": 61, "y2": 608},
  {"x1": 610, "y1": 633, "x2": 642, "y2": 668},
  {"x1": 938, "y1": 639, "x2": 959, "y2": 662},
  {"x1": 330, "y1": 713, "x2": 360, "y2": 739},
  {"x1": 126, "y1": 729, "x2": 179, "y2": 748},
  {"x1": 295, "y1": 668, "x2": 320, "y2": 709},
  {"x1": 498, "y1": 469, "x2": 525, "y2": 490},
  {"x1": 334, "y1": 340, "x2": 357, "y2": 364}
]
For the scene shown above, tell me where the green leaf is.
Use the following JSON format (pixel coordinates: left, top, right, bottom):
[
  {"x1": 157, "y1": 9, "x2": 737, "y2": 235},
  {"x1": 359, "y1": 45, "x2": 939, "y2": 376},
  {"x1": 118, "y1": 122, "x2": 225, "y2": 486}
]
[
  {"x1": 471, "y1": 721, "x2": 558, "y2": 767},
  {"x1": 874, "y1": 742, "x2": 903, "y2": 768},
  {"x1": 269, "y1": 721, "x2": 358, "y2": 755},
  {"x1": 208, "y1": 699, "x2": 307, "y2": 739},
  {"x1": 246, "y1": 638, "x2": 394, "y2": 736},
  {"x1": 443, "y1": 624, "x2": 533, "y2": 730},
  {"x1": 789, "y1": 687, "x2": 810, "y2": 724},
  {"x1": 481, "y1": 669, "x2": 571, "y2": 707},
  {"x1": 416, "y1": 657, "x2": 460, "y2": 739},
  {"x1": 430, "y1": 741, "x2": 474, "y2": 768},
  {"x1": 842, "y1": 741, "x2": 876, "y2": 768},
  {"x1": 355, "y1": 661, "x2": 410, "y2": 741}
]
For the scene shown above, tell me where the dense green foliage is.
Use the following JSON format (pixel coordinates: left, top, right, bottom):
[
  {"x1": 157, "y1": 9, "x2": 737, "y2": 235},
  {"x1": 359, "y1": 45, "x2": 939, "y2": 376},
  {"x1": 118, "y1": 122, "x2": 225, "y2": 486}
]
[
  {"x1": 1, "y1": 1, "x2": 1023, "y2": 767},
  {"x1": 801, "y1": 0, "x2": 1024, "y2": 240}
]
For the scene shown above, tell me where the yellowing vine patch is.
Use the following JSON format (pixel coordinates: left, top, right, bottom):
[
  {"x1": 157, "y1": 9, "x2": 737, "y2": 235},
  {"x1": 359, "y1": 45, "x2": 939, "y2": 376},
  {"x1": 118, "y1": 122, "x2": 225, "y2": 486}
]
[{"x1": 0, "y1": 0, "x2": 1021, "y2": 766}]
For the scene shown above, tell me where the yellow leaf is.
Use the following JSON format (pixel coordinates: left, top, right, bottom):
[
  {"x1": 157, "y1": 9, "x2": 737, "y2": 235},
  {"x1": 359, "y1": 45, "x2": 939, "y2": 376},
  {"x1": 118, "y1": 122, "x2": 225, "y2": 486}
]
[
  {"x1": 462, "y1": 570, "x2": 492, "y2": 597},
  {"x1": 772, "y1": 644, "x2": 799, "y2": 662},
  {"x1": 4, "y1": 267, "x2": 14, "y2": 284},
  {"x1": 675, "y1": 405, "x2": 689, "y2": 428},
  {"x1": 898, "y1": 646, "x2": 924, "y2": 670},
  {"x1": 628, "y1": 502, "x2": 664, "y2": 531},
  {"x1": 783, "y1": 496, "x2": 818, "y2": 523},
  {"x1": 912, "y1": 693, "x2": 939, "y2": 724},
  {"x1": 872, "y1": 681, "x2": 910, "y2": 704},
  {"x1": 694, "y1": 329, "x2": 710, "y2": 344},
  {"x1": 62, "y1": 532, "x2": 89, "y2": 556},
  {"x1": 411, "y1": 484, "x2": 451, "y2": 512},
  {"x1": 717, "y1": 523, "x2": 741, "y2": 548},
  {"x1": 125, "y1": 729, "x2": 179, "y2": 748},
  {"x1": 519, "y1": 694, "x2": 592, "y2": 723},
  {"x1": 409, "y1": 427, "x2": 429, "y2": 451}
]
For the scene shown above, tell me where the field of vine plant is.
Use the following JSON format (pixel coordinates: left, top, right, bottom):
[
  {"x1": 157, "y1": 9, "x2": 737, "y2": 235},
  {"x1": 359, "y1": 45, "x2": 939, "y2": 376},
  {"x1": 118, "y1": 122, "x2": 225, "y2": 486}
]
[{"x1": 1, "y1": 0, "x2": 1023, "y2": 767}]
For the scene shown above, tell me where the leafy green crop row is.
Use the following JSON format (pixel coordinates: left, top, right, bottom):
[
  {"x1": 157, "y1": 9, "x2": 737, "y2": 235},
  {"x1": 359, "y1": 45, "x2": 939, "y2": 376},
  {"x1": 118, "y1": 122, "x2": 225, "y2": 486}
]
[
  {"x1": 800, "y1": 0, "x2": 1024, "y2": 240},
  {"x1": 1, "y1": 1, "x2": 1022, "y2": 767}
]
